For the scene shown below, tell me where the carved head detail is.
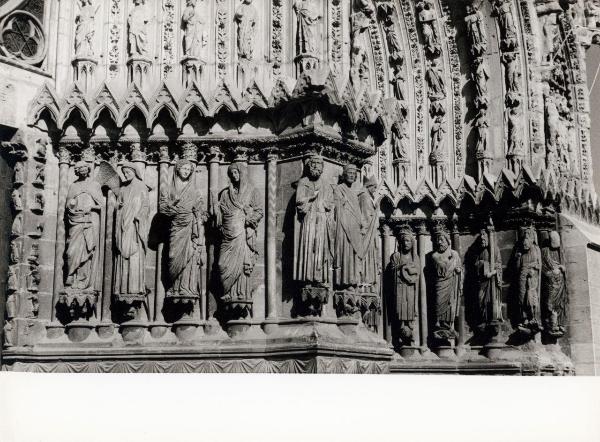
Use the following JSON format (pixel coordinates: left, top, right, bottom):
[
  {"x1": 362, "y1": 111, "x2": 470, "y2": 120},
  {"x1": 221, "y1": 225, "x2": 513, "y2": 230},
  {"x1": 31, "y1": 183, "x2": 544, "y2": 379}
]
[
  {"x1": 479, "y1": 229, "x2": 489, "y2": 249},
  {"x1": 187, "y1": 0, "x2": 197, "y2": 7},
  {"x1": 365, "y1": 175, "x2": 378, "y2": 197},
  {"x1": 175, "y1": 159, "x2": 194, "y2": 181},
  {"x1": 521, "y1": 227, "x2": 536, "y2": 251},
  {"x1": 434, "y1": 231, "x2": 451, "y2": 253},
  {"x1": 121, "y1": 163, "x2": 141, "y2": 183},
  {"x1": 305, "y1": 155, "x2": 324, "y2": 180},
  {"x1": 400, "y1": 232, "x2": 414, "y2": 254},
  {"x1": 342, "y1": 164, "x2": 358, "y2": 185},
  {"x1": 228, "y1": 162, "x2": 246, "y2": 187},
  {"x1": 74, "y1": 161, "x2": 91, "y2": 179}
]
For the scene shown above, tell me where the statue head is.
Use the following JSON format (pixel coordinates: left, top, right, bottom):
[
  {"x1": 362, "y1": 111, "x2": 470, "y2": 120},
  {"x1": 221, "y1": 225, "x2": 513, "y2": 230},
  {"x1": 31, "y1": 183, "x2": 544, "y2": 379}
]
[
  {"x1": 121, "y1": 162, "x2": 141, "y2": 183},
  {"x1": 434, "y1": 230, "x2": 451, "y2": 253},
  {"x1": 305, "y1": 155, "x2": 324, "y2": 180},
  {"x1": 187, "y1": 0, "x2": 197, "y2": 6},
  {"x1": 74, "y1": 161, "x2": 91, "y2": 179},
  {"x1": 549, "y1": 230, "x2": 561, "y2": 249},
  {"x1": 364, "y1": 176, "x2": 378, "y2": 197},
  {"x1": 342, "y1": 164, "x2": 358, "y2": 186},
  {"x1": 134, "y1": 0, "x2": 145, "y2": 5},
  {"x1": 521, "y1": 227, "x2": 536, "y2": 251},
  {"x1": 479, "y1": 229, "x2": 489, "y2": 248},
  {"x1": 398, "y1": 227, "x2": 415, "y2": 254},
  {"x1": 175, "y1": 159, "x2": 194, "y2": 181},
  {"x1": 228, "y1": 162, "x2": 246, "y2": 187}
]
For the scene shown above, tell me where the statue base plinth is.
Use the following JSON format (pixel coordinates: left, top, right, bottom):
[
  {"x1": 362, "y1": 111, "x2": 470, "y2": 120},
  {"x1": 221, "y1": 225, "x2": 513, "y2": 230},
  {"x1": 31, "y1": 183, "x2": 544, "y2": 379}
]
[
  {"x1": 483, "y1": 342, "x2": 507, "y2": 360},
  {"x1": 97, "y1": 322, "x2": 116, "y2": 339},
  {"x1": 337, "y1": 318, "x2": 360, "y2": 335},
  {"x1": 173, "y1": 319, "x2": 204, "y2": 342},
  {"x1": 66, "y1": 320, "x2": 96, "y2": 343},
  {"x1": 149, "y1": 322, "x2": 169, "y2": 339},
  {"x1": 261, "y1": 318, "x2": 280, "y2": 335},
  {"x1": 45, "y1": 322, "x2": 65, "y2": 340},
  {"x1": 399, "y1": 346, "x2": 421, "y2": 359},
  {"x1": 225, "y1": 320, "x2": 253, "y2": 338},
  {"x1": 119, "y1": 321, "x2": 147, "y2": 343},
  {"x1": 433, "y1": 345, "x2": 458, "y2": 360},
  {"x1": 296, "y1": 285, "x2": 330, "y2": 317}
]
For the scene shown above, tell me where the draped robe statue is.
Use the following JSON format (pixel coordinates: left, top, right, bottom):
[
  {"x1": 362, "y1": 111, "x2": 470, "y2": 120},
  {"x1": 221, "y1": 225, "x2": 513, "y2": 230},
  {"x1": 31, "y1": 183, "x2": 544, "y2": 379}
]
[
  {"x1": 160, "y1": 160, "x2": 207, "y2": 303},
  {"x1": 333, "y1": 164, "x2": 366, "y2": 290},
  {"x1": 294, "y1": 155, "x2": 335, "y2": 288},
  {"x1": 428, "y1": 228, "x2": 463, "y2": 341},
  {"x1": 235, "y1": 0, "x2": 258, "y2": 62},
  {"x1": 358, "y1": 177, "x2": 380, "y2": 291},
  {"x1": 390, "y1": 227, "x2": 420, "y2": 344},
  {"x1": 64, "y1": 162, "x2": 103, "y2": 294},
  {"x1": 293, "y1": 0, "x2": 321, "y2": 56},
  {"x1": 474, "y1": 229, "x2": 503, "y2": 329},
  {"x1": 128, "y1": 0, "x2": 150, "y2": 57},
  {"x1": 214, "y1": 163, "x2": 263, "y2": 305},
  {"x1": 465, "y1": 4, "x2": 488, "y2": 57},
  {"x1": 514, "y1": 226, "x2": 541, "y2": 333},
  {"x1": 182, "y1": 0, "x2": 205, "y2": 58},
  {"x1": 114, "y1": 163, "x2": 150, "y2": 317},
  {"x1": 541, "y1": 231, "x2": 567, "y2": 336},
  {"x1": 74, "y1": 0, "x2": 98, "y2": 57}
]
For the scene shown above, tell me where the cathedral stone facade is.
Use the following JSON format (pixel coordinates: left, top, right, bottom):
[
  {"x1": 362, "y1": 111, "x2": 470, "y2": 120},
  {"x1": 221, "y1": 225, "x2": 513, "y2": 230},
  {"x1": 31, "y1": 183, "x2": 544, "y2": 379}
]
[{"x1": 1, "y1": 0, "x2": 600, "y2": 374}]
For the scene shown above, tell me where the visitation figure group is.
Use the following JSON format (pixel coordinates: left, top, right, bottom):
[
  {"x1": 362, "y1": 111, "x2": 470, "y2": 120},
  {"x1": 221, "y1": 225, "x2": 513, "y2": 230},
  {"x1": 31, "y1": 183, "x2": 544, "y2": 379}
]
[{"x1": 62, "y1": 159, "x2": 262, "y2": 323}]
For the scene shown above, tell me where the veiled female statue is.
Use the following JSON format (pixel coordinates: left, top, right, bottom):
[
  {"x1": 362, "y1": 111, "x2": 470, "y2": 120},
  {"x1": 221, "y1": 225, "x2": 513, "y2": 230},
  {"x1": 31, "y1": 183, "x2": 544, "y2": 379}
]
[
  {"x1": 390, "y1": 226, "x2": 420, "y2": 345},
  {"x1": 234, "y1": 0, "x2": 258, "y2": 62},
  {"x1": 541, "y1": 231, "x2": 567, "y2": 337},
  {"x1": 64, "y1": 162, "x2": 103, "y2": 293},
  {"x1": 74, "y1": 0, "x2": 99, "y2": 57},
  {"x1": 428, "y1": 226, "x2": 462, "y2": 342},
  {"x1": 293, "y1": 0, "x2": 322, "y2": 56},
  {"x1": 160, "y1": 160, "x2": 207, "y2": 301},
  {"x1": 294, "y1": 155, "x2": 335, "y2": 288},
  {"x1": 128, "y1": 0, "x2": 150, "y2": 57},
  {"x1": 474, "y1": 228, "x2": 503, "y2": 330},
  {"x1": 213, "y1": 163, "x2": 263, "y2": 304},
  {"x1": 113, "y1": 163, "x2": 150, "y2": 317},
  {"x1": 182, "y1": 0, "x2": 205, "y2": 58}
]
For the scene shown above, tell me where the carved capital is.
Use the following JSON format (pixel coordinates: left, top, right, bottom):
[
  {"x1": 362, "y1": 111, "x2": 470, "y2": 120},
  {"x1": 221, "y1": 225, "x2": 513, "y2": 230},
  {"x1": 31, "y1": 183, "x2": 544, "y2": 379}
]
[
  {"x1": 58, "y1": 146, "x2": 72, "y2": 165},
  {"x1": 158, "y1": 145, "x2": 171, "y2": 164},
  {"x1": 181, "y1": 142, "x2": 198, "y2": 162}
]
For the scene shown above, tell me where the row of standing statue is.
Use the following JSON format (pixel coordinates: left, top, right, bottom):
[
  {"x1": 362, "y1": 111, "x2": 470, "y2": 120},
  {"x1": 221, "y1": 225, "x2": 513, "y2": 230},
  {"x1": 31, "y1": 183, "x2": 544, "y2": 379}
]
[
  {"x1": 60, "y1": 158, "x2": 263, "y2": 325},
  {"x1": 388, "y1": 222, "x2": 567, "y2": 350}
]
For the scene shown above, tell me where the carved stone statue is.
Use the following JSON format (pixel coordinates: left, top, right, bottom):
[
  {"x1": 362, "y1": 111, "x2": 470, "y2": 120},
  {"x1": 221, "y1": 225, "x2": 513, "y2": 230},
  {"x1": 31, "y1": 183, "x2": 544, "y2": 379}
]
[
  {"x1": 160, "y1": 159, "x2": 207, "y2": 307},
  {"x1": 379, "y1": 4, "x2": 404, "y2": 63},
  {"x1": 541, "y1": 231, "x2": 567, "y2": 337},
  {"x1": 429, "y1": 114, "x2": 447, "y2": 184},
  {"x1": 493, "y1": 0, "x2": 519, "y2": 51},
  {"x1": 475, "y1": 110, "x2": 489, "y2": 160},
  {"x1": 64, "y1": 162, "x2": 102, "y2": 295},
  {"x1": 417, "y1": 0, "x2": 441, "y2": 57},
  {"x1": 465, "y1": 2, "x2": 488, "y2": 57},
  {"x1": 293, "y1": 0, "x2": 322, "y2": 57},
  {"x1": 111, "y1": 162, "x2": 150, "y2": 320},
  {"x1": 428, "y1": 225, "x2": 463, "y2": 343},
  {"x1": 212, "y1": 162, "x2": 263, "y2": 318},
  {"x1": 425, "y1": 60, "x2": 445, "y2": 100},
  {"x1": 182, "y1": 0, "x2": 206, "y2": 59},
  {"x1": 473, "y1": 58, "x2": 489, "y2": 107},
  {"x1": 11, "y1": 190, "x2": 22, "y2": 212},
  {"x1": 294, "y1": 155, "x2": 335, "y2": 289},
  {"x1": 506, "y1": 106, "x2": 524, "y2": 168},
  {"x1": 474, "y1": 228, "x2": 503, "y2": 332},
  {"x1": 503, "y1": 52, "x2": 521, "y2": 100},
  {"x1": 358, "y1": 176, "x2": 380, "y2": 291},
  {"x1": 390, "y1": 225, "x2": 420, "y2": 346},
  {"x1": 74, "y1": 0, "x2": 99, "y2": 58},
  {"x1": 128, "y1": 0, "x2": 150, "y2": 58},
  {"x1": 33, "y1": 164, "x2": 45, "y2": 186},
  {"x1": 391, "y1": 64, "x2": 406, "y2": 101},
  {"x1": 333, "y1": 164, "x2": 366, "y2": 291},
  {"x1": 392, "y1": 120, "x2": 409, "y2": 162},
  {"x1": 235, "y1": 0, "x2": 258, "y2": 63},
  {"x1": 14, "y1": 162, "x2": 24, "y2": 184},
  {"x1": 513, "y1": 226, "x2": 542, "y2": 335},
  {"x1": 350, "y1": 10, "x2": 371, "y2": 87}
]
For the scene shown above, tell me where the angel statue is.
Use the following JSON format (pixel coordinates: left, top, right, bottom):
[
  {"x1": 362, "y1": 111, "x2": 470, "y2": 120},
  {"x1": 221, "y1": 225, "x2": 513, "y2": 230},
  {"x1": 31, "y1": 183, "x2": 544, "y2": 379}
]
[{"x1": 97, "y1": 161, "x2": 150, "y2": 322}]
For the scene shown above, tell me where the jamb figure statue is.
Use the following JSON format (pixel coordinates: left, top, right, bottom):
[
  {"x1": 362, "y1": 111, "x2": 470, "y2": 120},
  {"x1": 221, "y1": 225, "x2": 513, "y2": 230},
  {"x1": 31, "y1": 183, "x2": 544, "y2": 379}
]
[
  {"x1": 159, "y1": 159, "x2": 208, "y2": 321},
  {"x1": 293, "y1": 0, "x2": 322, "y2": 71},
  {"x1": 541, "y1": 231, "x2": 567, "y2": 338},
  {"x1": 293, "y1": 155, "x2": 335, "y2": 316},
  {"x1": 211, "y1": 162, "x2": 263, "y2": 320},
  {"x1": 60, "y1": 161, "x2": 103, "y2": 322},
  {"x1": 428, "y1": 224, "x2": 463, "y2": 345},
  {"x1": 474, "y1": 227, "x2": 503, "y2": 339},
  {"x1": 390, "y1": 225, "x2": 420, "y2": 347},
  {"x1": 513, "y1": 226, "x2": 542, "y2": 337},
  {"x1": 332, "y1": 164, "x2": 367, "y2": 318},
  {"x1": 358, "y1": 176, "x2": 381, "y2": 331},
  {"x1": 98, "y1": 161, "x2": 150, "y2": 322}
]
